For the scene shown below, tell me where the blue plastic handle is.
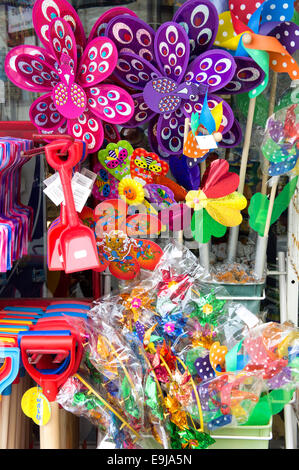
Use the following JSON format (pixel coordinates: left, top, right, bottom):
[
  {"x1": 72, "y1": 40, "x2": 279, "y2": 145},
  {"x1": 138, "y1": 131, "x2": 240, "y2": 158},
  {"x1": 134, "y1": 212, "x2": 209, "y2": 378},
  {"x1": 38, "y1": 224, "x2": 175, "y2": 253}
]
[{"x1": 36, "y1": 355, "x2": 70, "y2": 375}]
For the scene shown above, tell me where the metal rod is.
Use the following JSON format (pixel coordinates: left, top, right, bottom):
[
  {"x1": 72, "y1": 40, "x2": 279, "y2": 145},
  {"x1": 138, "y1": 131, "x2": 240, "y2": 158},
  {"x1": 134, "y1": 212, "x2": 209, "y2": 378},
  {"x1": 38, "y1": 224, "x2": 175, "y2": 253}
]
[{"x1": 278, "y1": 252, "x2": 287, "y2": 324}]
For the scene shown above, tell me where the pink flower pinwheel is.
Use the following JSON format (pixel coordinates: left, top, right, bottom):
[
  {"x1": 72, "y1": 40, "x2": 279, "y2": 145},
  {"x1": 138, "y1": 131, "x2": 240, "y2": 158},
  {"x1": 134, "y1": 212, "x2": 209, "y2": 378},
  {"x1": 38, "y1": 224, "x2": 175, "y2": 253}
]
[
  {"x1": 88, "y1": 0, "x2": 266, "y2": 158},
  {"x1": 4, "y1": 0, "x2": 134, "y2": 153}
]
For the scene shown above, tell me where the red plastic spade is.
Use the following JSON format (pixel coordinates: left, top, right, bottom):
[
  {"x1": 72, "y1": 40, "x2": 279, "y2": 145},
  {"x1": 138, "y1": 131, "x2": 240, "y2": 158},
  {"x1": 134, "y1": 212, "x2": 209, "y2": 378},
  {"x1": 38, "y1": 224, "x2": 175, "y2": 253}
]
[{"x1": 45, "y1": 141, "x2": 100, "y2": 274}]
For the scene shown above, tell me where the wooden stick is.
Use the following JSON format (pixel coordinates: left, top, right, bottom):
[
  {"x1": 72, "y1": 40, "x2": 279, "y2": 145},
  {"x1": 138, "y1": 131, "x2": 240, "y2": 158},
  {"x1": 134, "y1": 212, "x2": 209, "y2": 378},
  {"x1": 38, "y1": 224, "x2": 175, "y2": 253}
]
[
  {"x1": 24, "y1": 374, "x2": 32, "y2": 449},
  {"x1": 72, "y1": 414, "x2": 80, "y2": 449},
  {"x1": 227, "y1": 96, "x2": 257, "y2": 262},
  {"x1": 200, "y1": 159, "x2": 206, "y2": 177},
  {"x1": 238, "y1": 97, "x2": 257, "y2": 195},
  {"x1": 59, "y1": 407, "x2": 68, "y2": 449},
  {"x1": 0, "y1": 394, "x2": 10, "y2": 449},
  {"x1": 264, "y1": 178, "x2": 279, "y2": 237},
  {"x1": 59, "y1": 408, "x2": 75, "y2": 449},
  {"x1": 74, "y1": 373, "x2": 140, "y2": 438},
  {"x1": 39, "y1": 401, "x2": 60, "y2": 449},
  {"x1": 184, "y1": 118, "x2": 190, "y2": 145},
  {"x1": 7, "y1": 384, "x2": 18, "y2": 448},
  {"x1": 14, "y1": 379, "x2": 24, "y2": 448},
  {"x1": 184, "y1": 117, "x2": 210, "y2": 270},
  {"x1": 261, "y1": 72, "x2": 278, "y2": 195}
]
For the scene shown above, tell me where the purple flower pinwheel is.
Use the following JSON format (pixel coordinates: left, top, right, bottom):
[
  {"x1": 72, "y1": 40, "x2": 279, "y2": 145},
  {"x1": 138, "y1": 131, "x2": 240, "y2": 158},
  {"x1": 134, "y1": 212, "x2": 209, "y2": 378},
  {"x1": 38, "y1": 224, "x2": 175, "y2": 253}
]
[{"x1": 4, "y1": 0, "x2": 135, "y2": 154}]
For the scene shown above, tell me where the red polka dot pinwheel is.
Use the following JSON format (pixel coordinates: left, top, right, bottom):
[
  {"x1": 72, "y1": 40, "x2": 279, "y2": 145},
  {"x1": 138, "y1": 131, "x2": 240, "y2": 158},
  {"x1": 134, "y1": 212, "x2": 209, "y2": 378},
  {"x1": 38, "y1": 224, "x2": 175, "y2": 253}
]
[{"x1": 4, "y1": 0, "x2": 134, "y2": 153}]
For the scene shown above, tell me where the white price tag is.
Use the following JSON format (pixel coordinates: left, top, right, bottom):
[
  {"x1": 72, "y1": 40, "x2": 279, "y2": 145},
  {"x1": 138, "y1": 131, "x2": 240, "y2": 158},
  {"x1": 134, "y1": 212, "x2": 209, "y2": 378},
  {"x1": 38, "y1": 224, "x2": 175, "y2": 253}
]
[
  {"x1": 195, "y1": 134, "x2": 218, "y2": 150},
  {"x1": 81, "y1": 168, "x2": 97, "y2": 184},
  {"x1": 71, "y1": 172, "x2": 94, "y2": 213},
  {"x1": 236, "y1": 306, "x2": 259, "y2": 329},
  {"x1": 44, "y1": 171, "x2": 95, "y2": 212}
]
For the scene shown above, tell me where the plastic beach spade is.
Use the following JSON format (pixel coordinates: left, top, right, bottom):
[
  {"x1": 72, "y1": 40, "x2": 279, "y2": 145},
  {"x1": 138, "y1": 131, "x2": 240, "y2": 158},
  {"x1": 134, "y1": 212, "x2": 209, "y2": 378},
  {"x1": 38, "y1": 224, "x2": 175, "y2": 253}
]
[{"x1": 45, "y1": 141, "x2": 100, "y2": 273}]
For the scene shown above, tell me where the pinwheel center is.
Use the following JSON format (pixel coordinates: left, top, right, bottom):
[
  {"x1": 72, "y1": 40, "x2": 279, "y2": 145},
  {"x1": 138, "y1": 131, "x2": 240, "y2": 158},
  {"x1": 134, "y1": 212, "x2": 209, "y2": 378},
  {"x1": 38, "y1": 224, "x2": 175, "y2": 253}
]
[
  {"x1": 191, "y1": 190, "x2": 208, "y2": 209},
  {"x1": 143, "y1": 78, "x2": 199, "y2": 115}
]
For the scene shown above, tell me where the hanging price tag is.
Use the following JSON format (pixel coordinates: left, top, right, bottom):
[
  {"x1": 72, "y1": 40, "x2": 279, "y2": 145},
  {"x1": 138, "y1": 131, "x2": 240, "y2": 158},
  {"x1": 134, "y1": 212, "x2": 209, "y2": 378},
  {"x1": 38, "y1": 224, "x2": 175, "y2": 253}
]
[
  {"x1": 236, "y1": 306, "x2": 260, "y2": 329},
  {"x1": 71, "y1": 171, "x2": 94, "y2": 213},
  {"x1": 43, "y1": 170, "x2": 97, "y2": 212},
  {"x1": 195, "y1": 134, "x2": 218, "y2": 150},
  {"x1": 43, "y1": 173, "x2": 64, "y2": 206}
]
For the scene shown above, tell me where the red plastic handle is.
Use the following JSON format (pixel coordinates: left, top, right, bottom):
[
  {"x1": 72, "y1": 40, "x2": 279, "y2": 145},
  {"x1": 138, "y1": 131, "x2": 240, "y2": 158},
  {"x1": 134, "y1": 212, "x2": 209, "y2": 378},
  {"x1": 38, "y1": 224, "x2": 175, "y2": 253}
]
[
  {"x1": 33, "y1": 134, "x2": 74, "y2": 143},
  {"x1": 31, "y1": 320, "x2": 84, "y2": 371},
  {"x1": 45, "y1": 140, "x2": 82, "y2": 171},
  {"x1": 45, "y1": 141, "x2": 82, "y2": 227},
  {"x1": 20, "y1": 335, "x2": 77, "y2": 402}
]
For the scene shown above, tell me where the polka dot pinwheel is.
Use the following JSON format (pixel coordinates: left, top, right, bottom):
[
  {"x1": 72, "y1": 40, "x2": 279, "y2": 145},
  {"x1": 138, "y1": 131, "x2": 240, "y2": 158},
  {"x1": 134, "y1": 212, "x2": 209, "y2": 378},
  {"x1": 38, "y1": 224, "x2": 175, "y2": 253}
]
[
  {"x1": 4, "y1": 0, "x2": 135, "y2": 153},
  {"x1": 215, "y1": 0, "x2": 299, "y2": 97}
]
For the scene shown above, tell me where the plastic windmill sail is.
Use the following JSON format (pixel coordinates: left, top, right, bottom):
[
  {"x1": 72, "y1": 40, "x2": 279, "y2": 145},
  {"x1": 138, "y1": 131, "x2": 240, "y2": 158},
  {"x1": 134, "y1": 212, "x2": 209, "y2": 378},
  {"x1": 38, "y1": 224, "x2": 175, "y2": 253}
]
[{"x1": 186, "y1": 159, "x2": 247, "y2": 244}]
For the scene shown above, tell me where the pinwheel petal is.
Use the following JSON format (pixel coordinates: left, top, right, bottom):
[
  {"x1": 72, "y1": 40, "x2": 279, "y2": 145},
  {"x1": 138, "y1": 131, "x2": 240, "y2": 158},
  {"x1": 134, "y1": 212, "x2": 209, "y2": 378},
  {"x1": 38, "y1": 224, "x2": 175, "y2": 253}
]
[
  {"x1": 200, "y1": 159, "x2": 239, "y2": 198},
  {"x1": 114, "y1": 52, "x2": 160, "y2": 91},
  {"x1": 219, "y1": 119, "x2": 243, "y2": 148},
  {"x1": 32, "y1": 0, "x2": 86, "y2": 58},
  {"x1": 88, "y1": 7, "x2": 137, "y2": 42},
  {"x1": 244, "y1": 31, "x2": 299, "y2": 80},
  {"x1": 5, "y1": 50, "x2": 58, "y2": 92},
  {"x1": 184, "y1": 49, "x2": 237, "y2": 93},
  {"x1": 103, "y1": 121, "x2": 120, "y2": 143},
  {"x1": 221, "y1": 56, "x2": 266, "y2": 95},
  {"x1": 215, "y1": 11, "x2": 248, "y2": 49},
  {"x1": 123, "y1": 93, "x2": 156, "y2": 128},
  {"x1": 106, "y1": 15, "x2": 156, "y2": 65},
  {"x1": 148, "y1": 115, "x2": 171, "y2": 159},
  {"x1": 268, "y1": 21, "x2": 299, "y2": 55},
  {"x1": 228, "y1": 0, "x2": 259, "y2": 26},
  {"x1": 205, "y1": 192, "x2": 247, "y2": 227},
  {"x1": 49, "y1": 17, "x2": 77, "y2": 69},
  {"x1": 77, "y1": 37, "x2": 118, "y2": 87},
  {"x1": 29, "y1": 93, "x2": 65, "y2": 132},
  {"x1": 157, "y1": 109, "x2": 186, "y2": 155},
  {"x1": 173, "y1": 0, "x2": 219, "y2": 56},
  {"x1": 154, "y1": 22, "x2": 190, "y2": 83},
  {"x1": 68, "y1": 108, "x2": 104, "y2": 152}
]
